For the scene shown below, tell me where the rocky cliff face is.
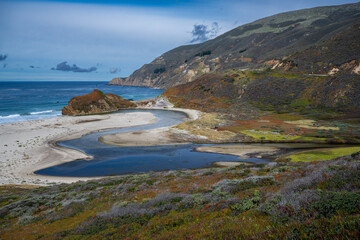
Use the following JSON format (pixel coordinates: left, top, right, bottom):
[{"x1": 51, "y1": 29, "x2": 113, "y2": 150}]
[
  {"x1": 109, "y1": 2, "x2": 360, "y2": 88},
  {"x1": 108, "y1": 77, "x2": 127, "y2": 85},
  {"x1": 62, "y1": 89, "x2": 136, "y2": 116}
]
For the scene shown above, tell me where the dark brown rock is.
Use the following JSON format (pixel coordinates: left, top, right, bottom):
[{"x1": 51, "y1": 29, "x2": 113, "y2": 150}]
[{"x1": 62, "y1": 89, "x2": 136, "y2": 116}]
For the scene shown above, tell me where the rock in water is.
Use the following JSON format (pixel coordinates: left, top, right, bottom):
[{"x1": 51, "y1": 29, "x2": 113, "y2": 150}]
[{"x1": 62, "y1": 89, "x2": 136, "y2": 116}]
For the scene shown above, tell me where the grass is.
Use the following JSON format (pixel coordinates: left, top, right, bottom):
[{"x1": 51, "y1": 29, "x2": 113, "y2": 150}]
[
  {"x1": 241, "y1": 129, "x2": 298, "y2": 141},
  {"x1": 240, "y1": 129, "x2": 326, "y2": 142},
  {"x1": 174, "y1": 113, "x2": 237, "y2": 141},
  {"x1": 1, "y1": 153, "x2": 360, "y2": 239},
  {"x1": 284, "y1": 119, "x2": 340, "y2": 131},
  {"x1": 286, "y1": 147, "x2": 360, "y2": 162}
]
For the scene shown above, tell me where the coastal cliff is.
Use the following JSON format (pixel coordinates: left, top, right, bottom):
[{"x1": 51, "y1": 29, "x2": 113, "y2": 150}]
[
  {"x1": 108, "y1": 77, "x2": 127, "y2": 85},
  {"x1": 109, "y1": 3, "x2": 360, "y2": 89},
  {"x1": 62, "y1": 89, "x2": 136, "y2": 116}
]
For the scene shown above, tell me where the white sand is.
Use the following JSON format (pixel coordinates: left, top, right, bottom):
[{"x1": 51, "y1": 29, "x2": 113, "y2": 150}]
[
  {"x1": 99, "y1": 107, "x2": 201, "y2": 147},
  {"x1": 0, "y1": 112, "x2": 157, "y2": 186},
  {"x1": 212, "y1": 162, "x2": 252, "y2": 167},
  {"x1": 99, "y1": 127, "x2": 186, "y2": 146},
  {"x1": 195, "y1": 145, "x2": 280, "y2": 158}
]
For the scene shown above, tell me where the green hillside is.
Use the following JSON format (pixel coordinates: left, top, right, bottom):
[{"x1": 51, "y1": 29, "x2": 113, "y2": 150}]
[{"x1": 110, "y1": 2, "x2": 360, "y2": 88}]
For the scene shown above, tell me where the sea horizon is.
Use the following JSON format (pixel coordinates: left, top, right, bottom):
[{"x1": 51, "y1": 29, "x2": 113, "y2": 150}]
[{"x1": 0, "y1": 80, "x2": 164, "y2": 125}]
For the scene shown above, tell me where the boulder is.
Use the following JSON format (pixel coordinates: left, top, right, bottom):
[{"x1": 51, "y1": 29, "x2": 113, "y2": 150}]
[{"x1": 62, "y1": 89, "x2": 136, "y2": 116}]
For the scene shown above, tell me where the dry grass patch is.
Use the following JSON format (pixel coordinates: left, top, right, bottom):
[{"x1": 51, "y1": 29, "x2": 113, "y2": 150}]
[
  {"x1": 173, "y1": 113, "x2": 236, "y2": 140},
  {"x1": 284, "y1": 119, "x2": 339, "y2": 131}
]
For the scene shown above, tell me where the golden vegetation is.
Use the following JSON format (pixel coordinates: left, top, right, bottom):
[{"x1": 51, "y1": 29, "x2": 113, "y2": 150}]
[{"x1": 173, "y1": 113, "x2": 237, "y2": 141}]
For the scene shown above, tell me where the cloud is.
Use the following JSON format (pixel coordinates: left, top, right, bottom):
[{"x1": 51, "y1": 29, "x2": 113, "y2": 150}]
[
  {"x1": 0, "y1": 54, "x2": 8, "y2": 61},
  {"x1": 190, "y1": 22, "x2": 220, "y2": 43},
  {"x1": 209, "y1": 22, "x2": 220, "y2": 38},
  {"x1": 51, "y1": 61, "x2": 97, "y2": 73},
  {"x1": 109, "y1": 67, "x2": 120, "y2": 74},
  {"x1": 0, "y1": 1, "x2": 231, "y2": 75}
]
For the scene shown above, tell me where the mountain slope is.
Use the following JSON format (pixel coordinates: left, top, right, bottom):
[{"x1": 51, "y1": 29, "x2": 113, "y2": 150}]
[{"x1": 109, "y1": 2, "x2": 360, "y2": 88}]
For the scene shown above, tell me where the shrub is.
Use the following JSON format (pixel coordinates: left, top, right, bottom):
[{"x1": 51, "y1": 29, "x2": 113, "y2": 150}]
[
  {"x1": 195, "y1": 50, "x2": 211, "y2": 57},
  {"x1": 224, "y1": 176, "x2": 275, "y2": 194},
  {"x1": 311, "y1": 191, "x2": 360, "y2": 217},
  {"x1": 46, "y1": 200, "x2": 87, "y2": 222},
  {"x1": 231, "y1": 190, "x2": 262, "y2": 213},
  {"x1": 262, "y1": 159, "x2": 360, "y2": 221},
  {"x1": 154, "y1": 67, "x2": 166, "y2": 74},
  {"x1": 100, "y1": 192, "x2": 188, "y2": 219}
]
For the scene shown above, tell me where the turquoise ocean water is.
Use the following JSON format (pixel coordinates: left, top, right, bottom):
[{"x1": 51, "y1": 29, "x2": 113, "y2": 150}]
[{"x1": 0, "y1": 81, "x2": 164, "y2": 124}]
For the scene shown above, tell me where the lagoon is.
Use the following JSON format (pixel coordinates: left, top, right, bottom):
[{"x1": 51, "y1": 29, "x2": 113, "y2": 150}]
[{"x1": 35, "y1": 109, "x2": 269, "y2": 177}]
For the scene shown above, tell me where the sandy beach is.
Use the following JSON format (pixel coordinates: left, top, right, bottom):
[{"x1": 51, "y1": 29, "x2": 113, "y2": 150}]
[
  {"x1": 99, "y1": 127, "x2": 186, "y2": 146},
  {"x1": 0, "y1": 105, "x2": 201, "y2": 186},
  {"x1": 99, "y1": 105, "x2": 200, "y2": 147},
  {"x1": 0, "y1": 112, "x2": 157, "y2": 185}
]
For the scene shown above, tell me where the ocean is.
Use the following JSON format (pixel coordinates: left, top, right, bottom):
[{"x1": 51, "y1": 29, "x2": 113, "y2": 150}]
[{"x1": 0, "y1": 81, "x2": 164, "y2": 124}]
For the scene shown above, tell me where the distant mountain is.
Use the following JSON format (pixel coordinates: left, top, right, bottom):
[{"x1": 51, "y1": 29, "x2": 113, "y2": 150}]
[{"x1": 109, "y1": 2, "x2": 360, "y2": 88}]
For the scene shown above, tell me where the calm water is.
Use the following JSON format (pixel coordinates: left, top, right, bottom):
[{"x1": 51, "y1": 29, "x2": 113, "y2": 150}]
[
  {"x1": 35, "y1": 109, "x2": 269, "y2": 177},
  {"x1": 0, "y1": 81, "x2": 164, "y2": 124}
]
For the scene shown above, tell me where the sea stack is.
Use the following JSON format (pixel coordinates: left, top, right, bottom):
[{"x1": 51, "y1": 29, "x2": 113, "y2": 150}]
[{"x1": 62, "y1": 89, "x2": 136, "y2": 116}]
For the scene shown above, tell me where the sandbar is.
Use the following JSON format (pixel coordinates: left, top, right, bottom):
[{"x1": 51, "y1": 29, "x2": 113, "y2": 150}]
[
  {"x1": 0, "y1": 112, "x2": 157, "y2": 185},
  {"x1": 99, "y1": 127, "x2": 186, "y2": 146},
  {"x1": 195, "y1": 145, "x2": 280, "y2": 158}
]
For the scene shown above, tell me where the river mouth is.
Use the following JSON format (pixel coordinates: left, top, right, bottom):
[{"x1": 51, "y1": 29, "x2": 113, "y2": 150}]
[
  {"x1": 34, "y1": 143, "x2": 269, "y2": 177},
  {"x1": 34, "y1": 109, "x2": 269, "y2": 177},
  {"x1": 34, "y1": 109, "x2": 346, "y2": 177}
]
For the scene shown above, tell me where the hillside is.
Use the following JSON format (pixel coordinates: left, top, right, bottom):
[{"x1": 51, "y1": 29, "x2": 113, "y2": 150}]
[
  {"x1": 1, "y1": 153, "x2": 360, "y2": 239},
  {"x1": 2, "y1": 3, "x2": 360, "y2": 239},
  {"x1": 109, "y1": 2, "x2": 360, "y2": 88}
]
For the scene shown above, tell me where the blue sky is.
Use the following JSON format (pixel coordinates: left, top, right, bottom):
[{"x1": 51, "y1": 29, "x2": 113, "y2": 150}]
[{"x1": 0, "y1": 0, "x2": 358, "y2": 81}]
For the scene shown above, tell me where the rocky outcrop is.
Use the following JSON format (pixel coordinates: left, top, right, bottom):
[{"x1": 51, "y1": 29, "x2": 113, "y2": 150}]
[
  {"x1": 108, "y1": 77, "x2": 127, "y2": 85},
  {"x1": 62, "y1": 89, "x2": 136, "y2": 116},
  {"x1": 134, "y1": 97, "x2": 174, "y2": 108}
]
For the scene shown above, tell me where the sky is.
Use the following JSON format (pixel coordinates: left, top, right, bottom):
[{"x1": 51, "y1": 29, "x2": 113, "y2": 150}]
[{"x1": 0, "y1": 0, "x2": 358, "y2": 81}]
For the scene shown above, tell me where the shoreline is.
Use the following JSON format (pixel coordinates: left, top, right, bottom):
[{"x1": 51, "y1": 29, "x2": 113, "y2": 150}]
[
  {"x1": 1, "y1": 105, "x2": 352, "y2": 186},
  {"x1": 0, "y1": 111, "x2": 158, "y2": 185},
  {"x1": 99, "y1": 106, "x2": 200, "y2": 147},
  {"x1": 0, "y1": 106, "x2": 201, "y2": 186}
]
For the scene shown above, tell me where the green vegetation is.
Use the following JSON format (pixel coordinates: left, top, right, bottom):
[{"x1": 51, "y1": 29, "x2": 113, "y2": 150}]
[
  {"x1": 173, "y1": 113, "x2": 237, "y2": 141},
  {"x1": 119, "y1": 3, "x2": 360, "y2": 90},
  {"x1": 241, "y1": 130, "x2": 298, "y2": 141},
  {"x1": 3, "y1": 3, "x2": 360, "y2": 239},
  {"x1": 286, "y1": 147, "x2": 360, "y2": 162},
  {"x1": 153, "y1": 67, "x2": 166, "y2": 74},
  {"x1": 1, "y1": 153, "x2": 359, "y2": 239},
  {"x1": 194, "y1": 50, "x2": 211, "y2": 57}
]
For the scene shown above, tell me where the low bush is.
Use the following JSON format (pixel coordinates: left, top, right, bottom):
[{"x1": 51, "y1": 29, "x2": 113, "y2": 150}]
[
  {"x1": 231, "y1": 190, "x2": 262, "y2": 213},
  {"x1": 312, "y1": 191, "x2": 360, "y2": 217}
]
